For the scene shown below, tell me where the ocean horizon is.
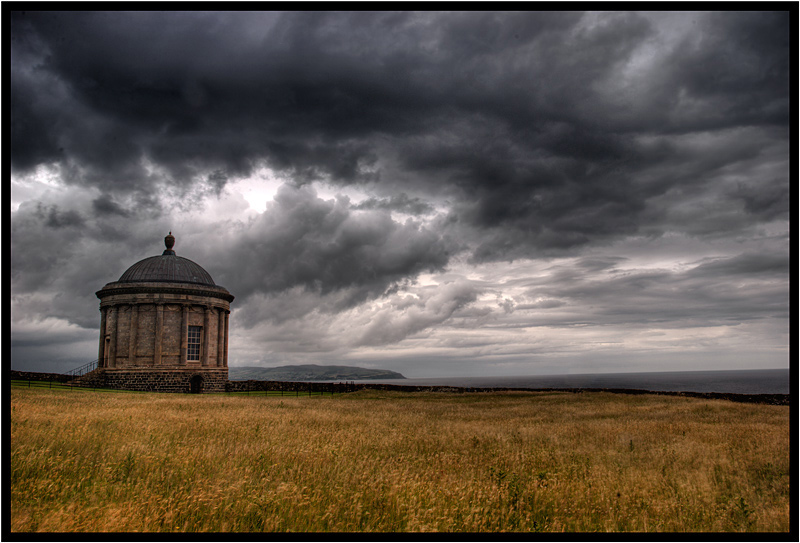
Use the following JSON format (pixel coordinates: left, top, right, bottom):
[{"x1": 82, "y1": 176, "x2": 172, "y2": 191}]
[{"x1": 344, "y1": 368, "x2": 790, "y2": 395}]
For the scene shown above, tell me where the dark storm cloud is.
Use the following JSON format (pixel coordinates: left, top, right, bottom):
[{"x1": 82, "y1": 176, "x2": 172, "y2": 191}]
[
  {"x1": 92, "y1": 194, "x2": 130, "y2": 217},
  {"x1": 354, "y1": 193, "x2": 434, "y2": 215},
  {"x1": 659, "y1": 11, "x2": 789, "y2": 130},
  {"x1": 39, "y1": 203, "x2": 85, "y2": 229},
  {"x1": 216, "y1": 184, "x2": 452, "y2": 311},
  {"x1": 733, "y1": 181, "x2": 790, "y2": 220},
  {"x1": 10, "y1": 11, "x2": 426, "y2": 191},
  {"x1": 10, "y1": 10, "x2": 790, "y2": 328},
  {"x1": 687, "y1": 252, "x2": 790, "y2": 278},
  {"x1": 12, "y1": 11, "x2": 789, "y2": 262}
]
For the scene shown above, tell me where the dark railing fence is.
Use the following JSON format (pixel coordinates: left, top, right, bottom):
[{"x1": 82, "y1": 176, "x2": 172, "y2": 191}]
[
  {"x1": 225, "y1": 380, "x2": 360, "y2": 395},
  {"x1": 65, "y1": 359, "x2": 99, "y2": 378},
  {"x1": 12, "y1": 379, "x2": 72, "y2": 390}
]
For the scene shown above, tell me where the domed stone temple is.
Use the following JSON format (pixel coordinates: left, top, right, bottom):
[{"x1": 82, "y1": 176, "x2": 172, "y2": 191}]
[{"x1": 93, "y1": 233, "x2": 234, "y2": 393}]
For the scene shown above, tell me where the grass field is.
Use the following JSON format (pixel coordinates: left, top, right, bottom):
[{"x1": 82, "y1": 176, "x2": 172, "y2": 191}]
[{"x1": 10, "y1": 386, "x2": 790, "y2": 533}]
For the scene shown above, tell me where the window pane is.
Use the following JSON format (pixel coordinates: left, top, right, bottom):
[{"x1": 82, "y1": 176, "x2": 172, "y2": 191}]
[{"x1": 188, "y1": 326, "x2": 202, "y2": 361}]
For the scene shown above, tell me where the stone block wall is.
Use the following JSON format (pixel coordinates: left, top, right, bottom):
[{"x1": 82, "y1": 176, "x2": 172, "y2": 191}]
[
  {"x1": 71, "y1": 368, "x2": 229, "y2": 393},
  {"x1": 226, "y1": 380, "x2": 362, "y2": 394},
  {"x1": 10, "y1": 370, "x2": 72, "y2": 383},
  {"x1": 224, "y1": 380, "x2": 457, "y2": 394},
  {"x1": 68, "y1": 368, "x2": 107, "y2": 388},
  {"x1": 97, "y1": 283, "x2": 232, "y2": 371}
]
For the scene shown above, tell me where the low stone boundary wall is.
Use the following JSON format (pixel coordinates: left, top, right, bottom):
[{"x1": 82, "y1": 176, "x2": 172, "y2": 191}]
[
  {"x1": 551, "y1": 387, "x2": 790, "y2": 406},
  {"x1": 225, "y1": 380, "x2": 360, "y2": 394},
  {"x1": 10, "y1": 370, "x2": 72, "y2": 383},
  {"x1": 226, "y1": 380, "x2": 788, "y2": 405},
  {"x1": 225, "y1": 379, "x2": 471, "y2": 394}
]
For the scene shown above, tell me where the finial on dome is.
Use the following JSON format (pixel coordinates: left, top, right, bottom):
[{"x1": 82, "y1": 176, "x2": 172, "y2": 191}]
[{"x1": 163, "y1": 232, "x2": 176, "y2": 255}]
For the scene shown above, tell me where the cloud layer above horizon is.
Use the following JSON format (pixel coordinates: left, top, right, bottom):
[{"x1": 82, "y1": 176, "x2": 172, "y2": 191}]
[{"x1": 10, "y1": 11, "x2": 789, "y2": 376}]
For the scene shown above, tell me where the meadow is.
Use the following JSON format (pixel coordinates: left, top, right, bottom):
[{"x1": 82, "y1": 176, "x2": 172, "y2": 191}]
[{"x1": 10, "y1": 386, "x2": 790, "y2": 533}]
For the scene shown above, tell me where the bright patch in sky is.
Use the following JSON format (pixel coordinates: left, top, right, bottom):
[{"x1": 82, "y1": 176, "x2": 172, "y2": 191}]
[
  {"x1": 227, "y1": 168, "x2": 284, "y2": 213},
  {"x1": 10, "y1": 166, "x2": 64, "y2": 212}
]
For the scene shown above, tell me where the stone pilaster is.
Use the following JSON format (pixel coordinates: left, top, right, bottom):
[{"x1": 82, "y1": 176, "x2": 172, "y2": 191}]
[
  {"x1": 108, "y1": 306, "x2": 118, "y2": 368},
  {"x1": 98, "y1": 307, "x2": 107, "y2": 367},
  {"x1": 129, "y1": 304, "x2": 139, "y2": 364},
  {"x1": 154, "y1": 303, "x2": 164, "y2": 366},
  {"x1": 223, "y1": 311, "x2": 229, "y2": 367},
  {"x1": 217, "y1": 308, "x2": 225, "y2": 367},
  {"x1": 180, "y1": 304, "x2": 189, "y2": 365},
  {"x1": 203, "y1": 308, "x2": 211, "y2": 366}
]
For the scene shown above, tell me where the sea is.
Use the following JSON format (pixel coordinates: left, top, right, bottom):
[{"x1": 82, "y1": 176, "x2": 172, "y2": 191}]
[{"x1": 346, "y1": 368, "x2": 790, "y2": 395}]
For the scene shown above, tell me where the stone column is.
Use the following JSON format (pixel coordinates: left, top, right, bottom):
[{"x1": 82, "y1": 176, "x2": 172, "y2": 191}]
[
  {"x1": 98, "y1": 307, "x2": 107, "y2": 367},
  {"x1": 108, "y1": 306, "x2": 119, "y2": 368},
  {"x1": 128, "y1": 304, "x2": 139, "y2": 365},
  {"x1": 223, "y1": 311, "x2": 229, "y2": 367},
  {"x1": 203, "y1": 308, "x2": 211, "y2": 366},
  {"x1": 180, "y1": 304, "x2": 189, "y2": 365},
  {"x1": 217, "y1": 308, "x2": 225, "y2": 367},
  {"x1": 154, "y1": 303, "x2": 164, "y2": 366}
]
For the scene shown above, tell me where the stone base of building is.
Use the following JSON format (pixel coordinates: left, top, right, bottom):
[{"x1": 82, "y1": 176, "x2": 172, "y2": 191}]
[{"x1": 71, "y1": 367, "x2": 228, "y2": 393}]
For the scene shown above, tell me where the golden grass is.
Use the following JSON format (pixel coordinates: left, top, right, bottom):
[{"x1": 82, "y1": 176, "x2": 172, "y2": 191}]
[{"x1": 10, "y1": 387, "x2": 790, "y2": 532}]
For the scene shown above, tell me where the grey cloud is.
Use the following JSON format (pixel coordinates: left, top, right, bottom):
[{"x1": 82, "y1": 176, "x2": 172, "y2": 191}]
[
  {"x1": 734, "y1": 182, "x2": 790, "y2": 220},
  {"x1": 231, "y1": 277, "x2": 487, "y2": 353},
  {"x1": 516, "y1": 299, "x2": 566, "y2": 310},
  {"x1": 12, "y1": 202, "x2": 87, "y2": 294},
  {"x1": 687, "y1": 252, "x2": 789, "y2": 278},
  {"x1": 575, "y1": 257, "x2": 628, "y2": 272},
  {"x1": 40, "y1": 204, "x2": 85, "y2": 229},
  {"x1": 355, "y1": 279, "x2": 483, "y2": 346},
  {"x1": 92, "y1": 194, "x2": 131, "y2": 217},
  {"x1": 206, "y1": 170, "x2": 229, "y2": 195},
  {"x1": 660, "y1": 11, "x2": 789, "y2": 130},
  {"x1": 353, "y1": 193, "x2": 434, "y2": 215},
  {"x1": 521, "y1": 250, "x2": 789, "y2": 328},
  {"x1": 216, "y1": 184, "x2": 452, "y2": 306}
]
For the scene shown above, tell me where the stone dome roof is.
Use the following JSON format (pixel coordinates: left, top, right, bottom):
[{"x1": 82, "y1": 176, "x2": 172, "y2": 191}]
[{"x1": 117, "y1": 233, "x2": 216, "y2": 286}]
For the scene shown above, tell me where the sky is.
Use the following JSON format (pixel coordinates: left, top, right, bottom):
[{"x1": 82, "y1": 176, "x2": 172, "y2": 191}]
[{"x1": 8, "y1": 10, "x2": 790, "y2": 377}]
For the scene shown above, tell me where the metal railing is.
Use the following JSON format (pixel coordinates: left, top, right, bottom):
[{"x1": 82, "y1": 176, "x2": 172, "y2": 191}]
[{"x1": 65, "y1": 359, "x2": 99, "y2": 378}]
